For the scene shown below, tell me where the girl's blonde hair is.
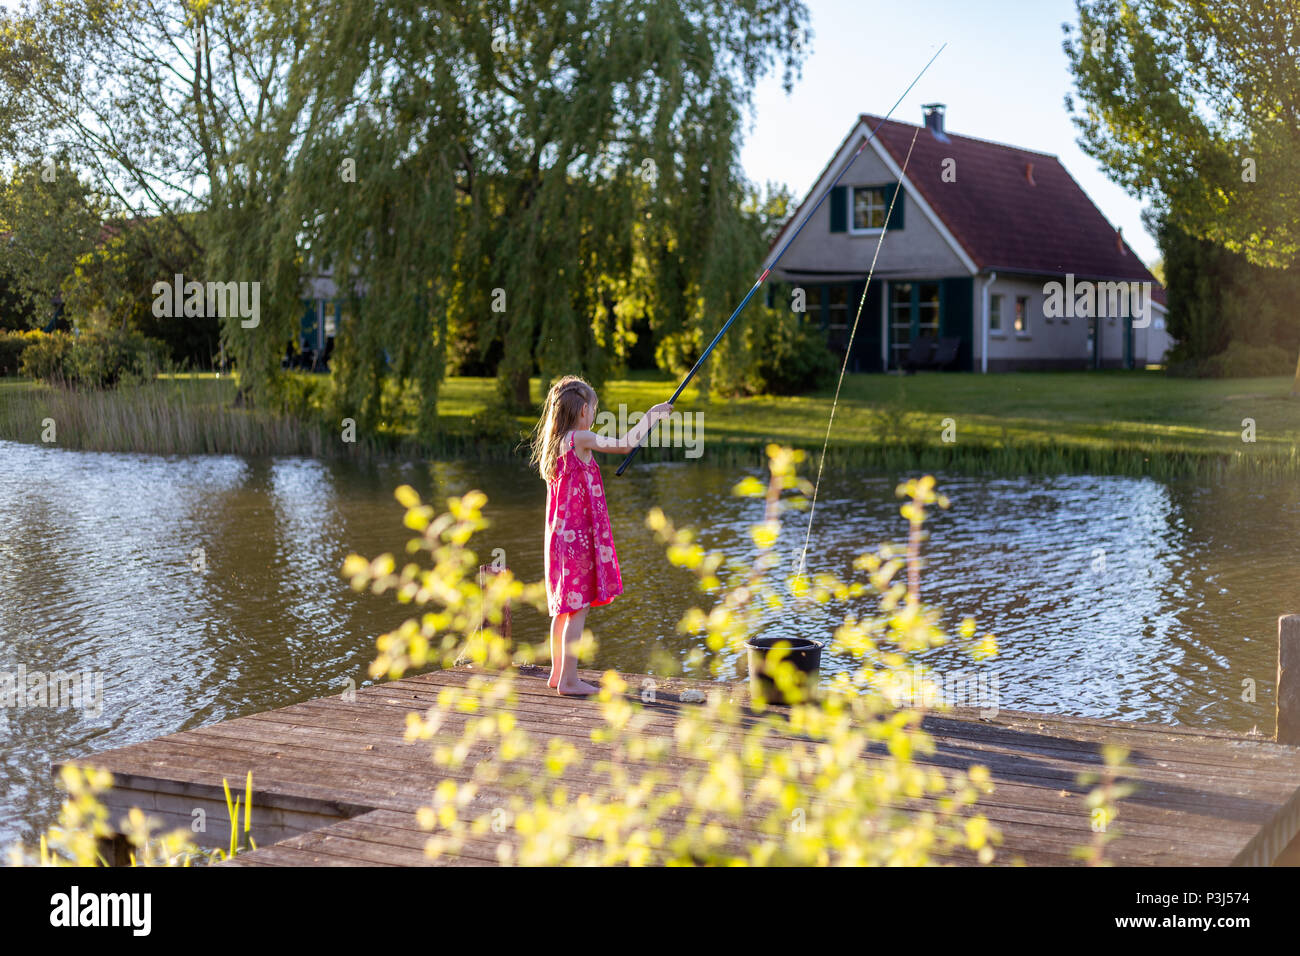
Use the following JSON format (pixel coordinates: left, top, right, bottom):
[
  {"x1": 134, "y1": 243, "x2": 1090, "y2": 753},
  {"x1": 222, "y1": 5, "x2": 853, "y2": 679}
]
[{"x1": 529, "y1": 375, "x2": 596, "y2": 482}]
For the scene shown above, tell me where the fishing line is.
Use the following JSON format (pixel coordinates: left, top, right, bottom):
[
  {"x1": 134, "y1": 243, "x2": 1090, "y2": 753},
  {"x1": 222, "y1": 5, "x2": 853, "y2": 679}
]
[{"x1": 795, "y1": 125, "x2": 922, "y2": 582}]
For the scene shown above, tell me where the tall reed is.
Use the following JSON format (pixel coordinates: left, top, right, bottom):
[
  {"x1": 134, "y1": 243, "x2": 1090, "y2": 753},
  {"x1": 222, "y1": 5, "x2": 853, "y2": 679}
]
[{"x1": 0, "y1": 378, "x2": 390, "y2": 459}]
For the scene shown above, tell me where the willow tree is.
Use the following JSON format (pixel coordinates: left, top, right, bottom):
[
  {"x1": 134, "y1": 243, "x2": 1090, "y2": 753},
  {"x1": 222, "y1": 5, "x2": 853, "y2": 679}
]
[
  {"x1": 0, "y1": 0, "x2": 315, "y2": 402},
  {"x1": 1064, "y1": 0, "x2": 1300, "y2": 389},
  {"x1": 256, "y1": 0, "x2": 810, "y2": 427}
]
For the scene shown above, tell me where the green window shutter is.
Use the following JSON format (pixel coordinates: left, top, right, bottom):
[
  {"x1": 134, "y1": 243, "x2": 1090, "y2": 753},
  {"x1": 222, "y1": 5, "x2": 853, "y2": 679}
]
[
  {"x1": 885, "y1": 183, "x2": 905, "y2": 230},
  {"x1": 830, "y1": 186, "x2": 847, "y2": 233}
]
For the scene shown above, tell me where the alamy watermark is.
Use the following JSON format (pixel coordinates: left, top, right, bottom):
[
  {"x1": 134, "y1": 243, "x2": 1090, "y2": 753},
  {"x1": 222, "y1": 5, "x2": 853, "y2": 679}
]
[
  {"x1": 1042, "y1": 274, "x2": 1153, "y2": 329},
  {"x1": 594, "y1": 404, "x2": 703, "y2": 458},
  {"x1": 1, "y1": 665, "x2": 103, "y2": 718},
  {"x1": 152, "y1": 273, "x2": 260, "y2": 328},
  {"x1": 870, "y1": 663, "x2": 999, "y2": 718}
]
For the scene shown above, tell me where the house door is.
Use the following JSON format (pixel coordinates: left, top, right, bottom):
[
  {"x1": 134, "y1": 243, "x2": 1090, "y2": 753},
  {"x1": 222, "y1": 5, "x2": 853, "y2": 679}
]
[
  {"x1": 887, "y1": 281, "x2": 941, "y2": 369},
  {"x1": 851, "y1": 281, "x2": 883, "y2": 372},
  {"x1": 817, "y1": 281, "x2": 884, "y2": 373}
]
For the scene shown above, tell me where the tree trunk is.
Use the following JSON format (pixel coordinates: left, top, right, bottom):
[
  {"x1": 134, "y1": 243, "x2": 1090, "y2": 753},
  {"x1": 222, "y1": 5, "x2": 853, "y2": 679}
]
[{"x1": 497, "y1": 362, "x2": 532, "y2": 412}]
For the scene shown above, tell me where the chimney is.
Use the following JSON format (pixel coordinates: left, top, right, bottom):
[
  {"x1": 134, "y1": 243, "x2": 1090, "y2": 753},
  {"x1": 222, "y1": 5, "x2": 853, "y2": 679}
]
[
  {"x1": 922, "y1": 103, "x2": 949, "y2": 143},
  {"x1": 1025, "y1": 162, "x2": 1035, "y2": 186}
]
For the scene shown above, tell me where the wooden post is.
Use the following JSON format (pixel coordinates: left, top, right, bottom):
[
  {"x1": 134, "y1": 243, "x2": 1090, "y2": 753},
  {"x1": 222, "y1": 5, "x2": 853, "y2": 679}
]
[
  {"x1": 478, "y1": 564, "x2": 511, "y2": 643},
  {"x1": 94, "y1": 832, "x2": 131, "y2": 867},
  {"x1": 1277, "y1": 615, "x2": 1300, "y2": 746}
]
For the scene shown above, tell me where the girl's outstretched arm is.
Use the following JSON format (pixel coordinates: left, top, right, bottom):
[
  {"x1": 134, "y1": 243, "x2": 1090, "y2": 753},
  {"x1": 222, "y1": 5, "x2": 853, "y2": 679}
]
[{"x1": 573, "y1": 403, "x2": 673, "y2": 454}]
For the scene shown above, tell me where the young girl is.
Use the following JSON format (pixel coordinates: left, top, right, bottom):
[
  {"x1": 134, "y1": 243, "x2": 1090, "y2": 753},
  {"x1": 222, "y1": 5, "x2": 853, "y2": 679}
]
[{"x1": 529, "y1": 375, "x2": 672, "y2": 696}]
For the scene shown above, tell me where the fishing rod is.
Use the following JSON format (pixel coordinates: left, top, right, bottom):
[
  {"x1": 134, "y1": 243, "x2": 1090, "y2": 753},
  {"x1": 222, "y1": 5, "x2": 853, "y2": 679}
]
[{"x1": 615, "y1": 42, "x2": 948, "y2": 477}]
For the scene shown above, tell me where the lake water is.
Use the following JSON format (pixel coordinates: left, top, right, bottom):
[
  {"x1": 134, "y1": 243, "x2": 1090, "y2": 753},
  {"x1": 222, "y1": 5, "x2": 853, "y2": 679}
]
[{"x1": 1, "y1": 437, "x2": 1298, "y2": 847}]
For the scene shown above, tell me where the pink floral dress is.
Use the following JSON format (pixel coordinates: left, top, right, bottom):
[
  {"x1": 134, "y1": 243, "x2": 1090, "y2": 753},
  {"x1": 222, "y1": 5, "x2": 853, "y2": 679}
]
[{"x1": 545, "y1": 430, "x2": 623, "y2": 616}]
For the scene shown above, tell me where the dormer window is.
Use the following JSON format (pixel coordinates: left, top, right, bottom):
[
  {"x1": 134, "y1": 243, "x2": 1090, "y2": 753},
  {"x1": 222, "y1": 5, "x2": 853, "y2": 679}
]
[
  {"x1": 830, "y1": 182, "x2": 903, "y2": 232},
  {"x1": 851, "y1": 186, "x2": 888, "y2": 232}
]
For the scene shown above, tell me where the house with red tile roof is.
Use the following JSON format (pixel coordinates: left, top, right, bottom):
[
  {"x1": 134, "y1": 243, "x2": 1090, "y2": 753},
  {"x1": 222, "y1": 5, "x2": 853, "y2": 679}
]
[{"x1": 762, "y1": 105, "x2": 1170, "y2": 372}]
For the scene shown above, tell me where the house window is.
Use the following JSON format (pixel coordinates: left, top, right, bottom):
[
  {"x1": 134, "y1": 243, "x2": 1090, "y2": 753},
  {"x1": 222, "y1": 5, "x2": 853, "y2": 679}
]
[
  {"x1": 851, "y1": 187, "x2": 887, "y2": 231},
  {"x1": 1014, "y1": 296, "x2": 1029, "y2": 334},
  {"x1": 801, "y1": 284, "x2": 823, "y2": 324},
  {"x1": 989, "y1": 294, "x2": 1003, "y2": 332},
  {"x1": 917, "y1": 283, "x2": 940, "y2": 339},
  {"x1": 890, "y1": 282, "x2": 913, "y2": 365},
  {"x1": 826, "y1": 284, "x2": 849, "y2": 350}
]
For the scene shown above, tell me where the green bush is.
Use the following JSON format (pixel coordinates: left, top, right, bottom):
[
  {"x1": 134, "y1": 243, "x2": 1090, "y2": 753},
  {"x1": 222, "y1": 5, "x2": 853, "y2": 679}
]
[
  {"x1": 463, "y1": 405, "x2": 524, "y2": 448},
  {"x1": 710, "y1": 307, "x2": 838, "y2": 397},
  {"x1": 750, "y1": 310, "x2": 838, "y2": 395},
  {"x1": 19, "y1": 329, "x2": 165, "y2": 388},
  {"x1": 18, "y1": 332, "x2": 75, "y2": 382},
  {"x1": 653, "y1": 327, "x2": 703, "y2": 381},
  {"x1": 0, "y1": 330, "x2": 50, "y2": 376},
  {"x1": 1200, "y1": 341, "x2": 1295, "y2": 378},
  {"x1": 660, "y1": 308, "x2": 837, "y2": 398},
  {"x1": 271, "y1": 371, "x2": 332, "y2": 420}
]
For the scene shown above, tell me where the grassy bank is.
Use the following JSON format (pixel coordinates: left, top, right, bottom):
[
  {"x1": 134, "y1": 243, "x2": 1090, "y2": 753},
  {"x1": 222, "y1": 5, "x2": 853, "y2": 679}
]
[{"x1": 1, "y1": 370, "x2": 1298, "y2": 477}]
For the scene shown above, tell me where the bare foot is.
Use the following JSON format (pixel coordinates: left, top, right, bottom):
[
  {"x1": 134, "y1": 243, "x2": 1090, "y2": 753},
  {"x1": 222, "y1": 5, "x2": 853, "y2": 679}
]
[
  {"x1": 556, "y1": 679, "x2": 599, "y2": 697},
  {"x1": 547, "y1": 670, "x2": 559, "y2": 689}
]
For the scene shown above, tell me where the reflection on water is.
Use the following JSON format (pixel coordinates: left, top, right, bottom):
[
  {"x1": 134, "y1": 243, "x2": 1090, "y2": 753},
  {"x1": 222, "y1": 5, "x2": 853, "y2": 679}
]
[{"x1": 1, "y1": 437, "x2": 1297, "y2": 846}]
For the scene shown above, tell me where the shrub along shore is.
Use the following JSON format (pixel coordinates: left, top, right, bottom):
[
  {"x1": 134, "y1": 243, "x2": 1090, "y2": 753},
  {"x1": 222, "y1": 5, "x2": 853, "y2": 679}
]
[{"x1": 1, "y1": 370, "x2": 1298, "y2": 478}]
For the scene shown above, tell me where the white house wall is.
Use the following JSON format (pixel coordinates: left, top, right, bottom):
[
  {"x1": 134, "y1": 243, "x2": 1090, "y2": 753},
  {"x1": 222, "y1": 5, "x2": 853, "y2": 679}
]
[
  {"x1": 1134, "y1": 307, "x2": 1172, "y2": 365},
  {"x1": 979, "y1": 275, "x2": 1170, "y2": 370},
  {"x1": 980, "y1": 276, "x2": 1085, "y2": 370}
]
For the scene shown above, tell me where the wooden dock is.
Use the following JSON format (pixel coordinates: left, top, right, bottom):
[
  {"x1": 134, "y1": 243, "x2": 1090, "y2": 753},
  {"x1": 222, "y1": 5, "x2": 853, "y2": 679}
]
[{"x1": 56, "y1": 664, "x2": 1300, "y2": 866}]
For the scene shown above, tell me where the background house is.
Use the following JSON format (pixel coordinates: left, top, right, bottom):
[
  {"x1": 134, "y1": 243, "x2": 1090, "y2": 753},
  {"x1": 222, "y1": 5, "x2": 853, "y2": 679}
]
[
  {"x1": 762, "y1": 105, "x2": 1171, "y2": 372},
  {"x1": 300, "y1": 263, "x2": 344, "y2": 363}
]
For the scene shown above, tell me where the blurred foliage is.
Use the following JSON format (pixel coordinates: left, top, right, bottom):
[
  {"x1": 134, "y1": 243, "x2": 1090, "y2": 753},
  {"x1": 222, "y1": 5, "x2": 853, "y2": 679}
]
[
  {"x1": 0, "y1": 328, "x2": 50, "y2": 375},
  {"x1": 1199, "y1": 341, "x2": 1296, "y2": 379},
  {"x1": 14, "y1": 329, "x2": 74, "y2": 382},
  {"x1": 0, "y1": 160, "x2": 108, "y2": 326},
  {"x1": 3, "y1": 765, "x2": 259, "y2": 867},
  {"x1": 62, "y1": 214, "x2": 216, "y2": 368},
  {"x1": 1072, "y1": 744, "x2": 1137, "y2": 866},
  {"x1": 20, "y1": 328, "x2": 166, "y2": 388},
  {"x1": 1152, "y1": 208, "x2": 1300, "y2": 377},
  {"x1": 0, "y1": 259, "x2": 37, "y2": 331}
]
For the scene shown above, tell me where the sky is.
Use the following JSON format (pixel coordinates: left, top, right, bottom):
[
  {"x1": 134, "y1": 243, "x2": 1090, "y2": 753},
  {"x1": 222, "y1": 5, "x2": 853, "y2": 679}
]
[
  {"x1": 0, "y1": 0, "x2": 1159, "y2": 265},
  {"x1": 738, "y1": 0, "x2": 1161, "y2": 266}
]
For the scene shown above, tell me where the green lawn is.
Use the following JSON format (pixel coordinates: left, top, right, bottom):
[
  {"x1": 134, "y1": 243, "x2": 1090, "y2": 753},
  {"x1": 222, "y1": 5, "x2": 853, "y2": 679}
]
[
  {"x1": 3, "y1": 370, "x2": 1297, "y2": 476},
  {"x1": 434, "y1": 368, "x2": 1300, "y2": 475}
]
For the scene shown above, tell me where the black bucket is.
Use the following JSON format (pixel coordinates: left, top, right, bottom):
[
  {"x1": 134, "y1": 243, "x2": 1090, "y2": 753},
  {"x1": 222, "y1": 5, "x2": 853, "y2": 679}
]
[{"x1": 744, "y1": 636, "x2": 823, "y2": 705}]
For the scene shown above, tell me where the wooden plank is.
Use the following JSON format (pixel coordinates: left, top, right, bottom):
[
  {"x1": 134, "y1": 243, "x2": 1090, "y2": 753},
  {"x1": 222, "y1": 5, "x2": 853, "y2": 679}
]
[
  {"x1": 422, "y1": 665, "x2": 1277, "y2": 743},
  {"x1": 348, "y1": 670, "x2": 1300, "y2": 783},
  {"x1": 257, "y1": 682, "x2": 1300, "y2": 799}
]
